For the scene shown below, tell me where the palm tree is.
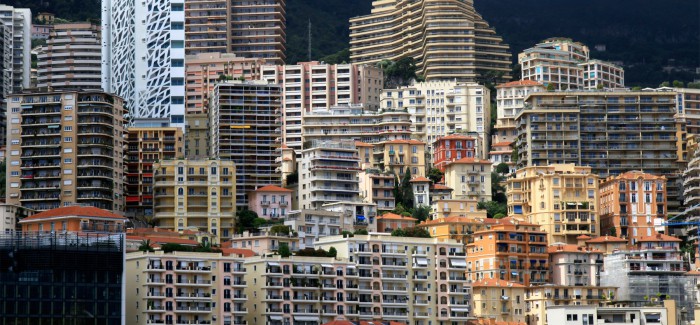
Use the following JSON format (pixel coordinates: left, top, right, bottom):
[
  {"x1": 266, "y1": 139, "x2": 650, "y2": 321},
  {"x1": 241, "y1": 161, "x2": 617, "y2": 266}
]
[{"x1": 138, "y1": 240, "x2": 154, "y2": 252}]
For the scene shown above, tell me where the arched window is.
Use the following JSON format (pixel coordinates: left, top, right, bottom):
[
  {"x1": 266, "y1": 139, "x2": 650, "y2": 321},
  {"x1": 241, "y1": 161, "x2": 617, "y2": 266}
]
[{"x1": 178, "y1": 188, "x2": 184, "y2": 196}]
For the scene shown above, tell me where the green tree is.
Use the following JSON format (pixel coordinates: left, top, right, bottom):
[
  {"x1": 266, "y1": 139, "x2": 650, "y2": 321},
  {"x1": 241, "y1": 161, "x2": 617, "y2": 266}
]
[
  {"x1": 659, "y1": 81, "x2": 671, "y2": 87},
  {"x1": 495, "y1": 163, "x2": 510, "y2": 175},
  {"x1": 327, "y1": 247, "x2": 338, "y2": 258},
  {"x1": 596, "y1": 83, "x2": 604, "y2": 90},
  {"x1": 319, "y1": 48, "x2": 350, "y2": 64},
  {"x1": 609, "y1": 227, "x2": 617, "y2": 236},
  {"x1": 673, "y1": 80, "x2": 685, "y2": 88},
  {"x1": 631, "y1": 86, "x2": 643, "y2": 91},
  {"x1": 493, "y1": 213, "x2": 506, "y2": 219},
  {"x1": 546, "y1": 83, "x2": 555, "y2": 91},
  {"x1": 0, "y1": 160, "x2": 6, "y2": 198},
  {"x1": 252, "y1": 218, "x2": 267, "y2": 229},
  {"x1": 379, "y1": 57, "x2": 419, "y2": 88},
  {"x1": 491, "y1": 172, "x2": 506, "y2": 200},
  {"x1": 511, "y1": 147, "x2": 519, "y2": 165},
  {"x1": 412, "y1": 205, "x2": 431, "y2": 222},
  {"x1": 161, "y1": 243, "x2": 187, "y2": 253},
  {"x1": 354, "y1": 229, "x2": 368, "y2": 235},
  {"x1": 393, "y1": 174, "x2": 403, "y2": 207},
  {"x1": 427, "y1": 168, "x2": 443, "y2": 184},
  {"x1": 392, "y1": 227, "x2": 430, "y2": 238},
  {"x1": 477, "y1": 201, "x2": 507, "y2": 218},
  {"x1": 236, "y1": 209, "x2": 259, "y2": 232},
  {"x1": 285, "y1": 171, "x2": 298, "y2": 185},
  {"x1": 278, "y1": 243, "x2": 291, "y2": 257},
  {"x1": 400, "y1": 169, "x2": 414, "y2": 209},
  {"x1": 688, "y1": 82, "x2": 700, "y2": 89},
  {"x1": 390, "y1": 228, "x2": 406, "y2": 237},
  {"x1": 138, "y1": 240, "x2": 155, "y2": 252},
  {"x1": 270, "y1": 224, "x2": 291, "y2": 235},
  {"x1": 341, "y1": 230, "x2": 354, "y2": 238}
]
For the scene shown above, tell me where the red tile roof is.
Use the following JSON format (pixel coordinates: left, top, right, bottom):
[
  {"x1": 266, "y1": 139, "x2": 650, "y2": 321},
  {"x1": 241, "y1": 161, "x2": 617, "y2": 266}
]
[
  {"x1": 20, "y1": 206, "x2": 126, "y2": 222},
  {"x1": 430, "y1": 184, "x2": 453, "y2": 190},
  {"x1": 435, "y1": 134, "x2": 476, "y2": 141},
  {"x1": 496, "y1": 80, "x2": 544, "y2": 88},
  {"x1": 254, "y1": 185, "x2": 293, "y2": 192},
  {"x1": 378, "y1": 212, "x2": 417, "y2": 221},
  {"x1": 491, "y1": 141, "x2": 514, "y2": 147},
  {"x1": 409, "y1": 176, "x2": 431, "y2": 183},
  {"x1": 637, "y1": 233, "x2": 682, "y2": 242},
  {"x1": 585, "y1": 235, "x2": 627, "y2": 243},
  {"x1": 473, "y1": 278, "x2": 525, "y2": 288},
  {"x1": 220, "y1": 248, "x2": 256, "y2": 257},
  {"x1": 447, "y1": 157, "x2": 492, "y2": 165},
  {"x1": 354, "y1": 141, "x2": 375, "y2": 147},
  {"x1": 577, "y1": 235, "x2": 592, "y2": 240}
]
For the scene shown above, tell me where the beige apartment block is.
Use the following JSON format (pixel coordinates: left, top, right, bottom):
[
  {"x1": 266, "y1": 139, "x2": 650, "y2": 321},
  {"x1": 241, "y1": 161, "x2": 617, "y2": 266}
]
[
  {"x1": 184, "y1": 113, "x2": 210, "y2": 159},
  {"x1": 224, "y1": 229, "x2": 299, "y2": 254},
  {"x1": 517, "y1": 90, "x2": 684, "y2": 211},
  {"x1": 471, "y1": 279, "x2": 526, "y2": 323},
  {"x1": 185, "y1": 53, "x2": 264, "y2": 113},
  {"x1": 443, "y1": 157, "x2": 492, "y2": 202},
  {"x1": 381, "y1": 81, "x2": 491, "y2": 156},
  {"x1": 37, "y1": 23, "x2": 102, "y2": 90},
  {"x1": 493, "y1": 80, "x2": 545, "y2": 144},
  {"x1": 548, "y1": 244, "x2": 605, "y2": 287},
  {"x1": 302, "y1": 104, "x2": 413, "y2": 148},
  {"x1": 507, "y1": 164, "x2": 600, "y2": 245},
  {"x1": 153, "y1": 159, "x2": 236, "y2": 242},
  {"x1": 349, "y1": 0, "x2": 511, "y2": 82},
  {"x1": 125, "y1": 126, "x2": 185, "y2": 219},
  {"x1": 356, "y1": 141, "x2": 377, "y2": 169},
  {"x1": 211, "y1": 81, "x2": 282, "y2": 207},
  {"x1": 315, "y1": 234, "x2": 474, "y2": 324},
  {"x1": 431, "y1": 198, "x2": 484, "y2": 220},
  {"x1": 599, "y1": 171, "x2": 668, "y2": 244},
  {"x1": 359, "y1": 169, "x2": 396, "y2": 212},
  {"x1": 525, "y1": 285, "x2": 617, "y2": 325},
  {"x1": 298, "y1": 140, "x2": 361, "y2": 210},
  {"x1": 377, "y1": 139, "x2": 426, "y2": 178},
  {"x1": 260, "y1": 62, "x2": 383, "y2": 151},
  {"x1": 184, "y1": 0, "x2": 286, "y2": 64},
  {"x1": 126, "y1": 250, "x2": 253, "y2": 325},
  {"x1": 5, "y1": 90, "x2": 126, "y2": 212},
  {"x1": 580, "y1": 59, "x2": 625, "y2": 89}
]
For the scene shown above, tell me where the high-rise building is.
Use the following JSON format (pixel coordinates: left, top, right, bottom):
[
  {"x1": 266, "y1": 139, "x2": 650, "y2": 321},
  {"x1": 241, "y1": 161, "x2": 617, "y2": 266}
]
[
  {"x1": 102, "y1": 0, "x2": 186, "y2": 127},
  {"x1": 6, "y1": 90, "x2": 126, "y2": 212},
  {"x1": 519, "y1": 38, "x2": 624, "y2": 90},
  {"x1": 0, "y1": 5, "x2": 31, "y2": 96},
  {"x1": 674, "y1": 87, "x2": 700, "y2": 135},
  {"x1": 507, "y1": 164, "x2": 600, "y2": 245},
  {"x1": 125, "y1": 125, "x2": 184, "y2": 219},
  {"x1": 185, "y1": 53, "x2": 264, "y2": 114},
  {"x1": 381, "y1": 81, "x2": 491, "y2": 157},
  {"x1": 184, "y1": 113, "x2": 210, "y2": 159},
  {"x1": 153, "y1": 159, "x2": 236, "y2": 242},
  {"x1": 298, "y1": 140, "x2": 361, "y2": 210},
  {"x1": 260, "y1": 62, "x2": 384, "y2": 151},
  {"x1": 183, "y1": 0, "x2": 286, "y2": 63},
  {"x1": 349, "y1": 0, "x2": 511, "y2": 82},
  {"x1": 515, "y1": 90, "x2": 684, "y2": 210},
  {"x1": 493, "y1": 80, "x2": 545, "y2": 144},
  {"x1": 37, "y1": 23, "x2": 102, "y2": 90},
  {"x1": 599, "y1": 171, "x2": 668, "y2": 244},
  {"x1": 211, "y1": 80, "x2": 282, "y2": 207}
]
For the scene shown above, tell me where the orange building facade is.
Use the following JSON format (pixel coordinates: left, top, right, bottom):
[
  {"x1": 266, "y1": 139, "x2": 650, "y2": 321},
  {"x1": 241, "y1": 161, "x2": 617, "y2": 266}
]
[
  {"x1": 432, "y1": 134, "x2": 478, "y2": 172},
  {"x1": 599, "y1": 171, "x2": 667, "y2": 244},
  {"x1": 376, "y1": 212, "x2": 417, "y2": 232},
  {"x1": 18, "y1": 206, "x2": 127, "y2": 233},
  {"x1": 466, "y1": 218, "x2": 549, "y2": 286}
]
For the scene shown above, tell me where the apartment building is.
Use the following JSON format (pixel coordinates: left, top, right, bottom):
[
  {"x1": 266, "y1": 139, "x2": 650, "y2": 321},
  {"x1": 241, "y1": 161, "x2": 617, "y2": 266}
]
[
  {"x1": 584, "y1": 235, "x2": 629, "y2": 255},
  {"x1": 184, "y1": 113, "x2": 210, "y2": 159},
  {"x1": 5, "y1": 90, "x2": 126, "y2": 212},
  {"x1": 211, "y1": 81, "x2": 282, "y2": 207},
  {"x1": 418, "y1": 215, "x2": 491, "y2": 245},
  {"x1": 377, "y1": 212, "x2": 417, "y2": 232},
  {"x1": 359, "y1": 170, "x2": 396, "y2": 212},
  {"x1": 581, "y1": 59, "x2": 625, "y2": 89},
  {"x1": 301, "y1": 104, "x2": 413, "y2": 147},
  {"x1": 0, "y1": 5, "x2": 31, "y2": 96},
  {"x1": 466, "y1": 218, "x2": 549, "y2": 286},
  {"x1": 243, "y1": 255, "x2": 358, "y2": 325},
  {"x1": 430, "y1": 184, "x2": 454, "y2": 204},
  {"x1": 548, "y1": 244, "x2": 604, "y2": 287},
  {"x1": 379, "y1": 139, "x2": 427, "y2": 178},
  {"x1": 36, "y1": 23, "x2": 102, "y2": 90},
  {"x1": 443, "y1": 157, "x2": 492, "y2": 202},
  {"x1": 516, "y1": 90, "x2": 683, "y2": 211},
  {"x1": 600, "y1": 234, "x2": 695, "y2": 322},
  {"x1": 126, "y1": 250, "x2": 253, "y2": 325},
  {"x1": 102, "y1": 0, "x2": 186, "y2": 127},
  {"x1": 683, "y1": 147, "x2": 700, "y2": 242},
  {"x1": 259, "y1": 62, "x2": 383, "y2": 151},
  {"x1": 519, "y1": 38, "x2": 624, "y2": 90},
  {"x1": 184, "y1": 53, "x2": 264, "y2": 113},
  {"x1": 381, "y1": 81, "x2": 491, "y2": 156},
  {"x1": 349, "y1": 0, "x2": 511, "y2": 82},
  {"x1": 284, "y1": 209, "x2": 355, "y2": 249},
  {"x1": 547, "y1": 305, "x2": 675, "y2": 325},
  {"x1": 2, "y1": 231, "x2": 124, "y2": 324},
  {"x1": 184, "y1": 0, "x2": 229, "y2": 55},
  {"x1": 431, "y1": 198, "x2": 483, "y2": 219},
  {"x1": 493, "y1": 80, "x2": 545, "y2": 144},
  {"x1": 471, "y1": 279, "x2": 526, "y2": 324},
  {"x1": 125, "y1": 125, "x2": 184, "y2": 219},
  {"x1": 356, "y1": 141, "x2": 377, "y2": 169},
  {"x1": 230, "y1": 0, "x2": 286, "y2": 64},
  {"x1": 153, "y1": 159, "x2": 236, "y2": 242},
  {"x1": 599, "y1": 171, "x2": 668, "y2": 244},
  {"x1": 675, "y1": 87, "x2": 700, "y2": 135},
  {"x1": 298, "y1": 140, "x2": 361, "y2": 210},
  {"x1": 489, "y1": 141, "x2": 515, "y2": 173},
  {"x1": 18, "y1": 205, "x2": 127, "y2": 233},
  {"x1": 410, "y1": 176, "x2": 431, "y2": 207},
  {"x1": 321, "y1": 202, "x2": 379, "y2": 234},
  {"x1": 224, "y1": 229, "x2": 299, "y2": 254},
  {"x1": 507, "y1": 164, "x2": 600, "y2": 245},
  {"x1": 526, "y1": 285, "x2": 617, "y2": 325},
  {"x1": 315, "y1": 234, "x2": 474, "y2": 324},
  {"x1": 248, "y1": 185, "x2": 292, "y2": 220},
  {"x1": 432, "y1": 134, "x2": 479, "y2": 172},
  {"x1": 0, "y1": 203, "x2": 34, "y2": 233}
]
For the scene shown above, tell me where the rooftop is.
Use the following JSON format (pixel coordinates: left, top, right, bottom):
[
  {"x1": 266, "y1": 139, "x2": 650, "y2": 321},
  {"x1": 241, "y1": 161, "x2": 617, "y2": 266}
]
[
  {"x1": 447, "y1": 157, "x2": 492, "y2": 165},
  {"x1": 409, "y1": 176, "x2": 431, "y2": 183},
  {"x1": 254, "y1": 185, "x2": 293, "y2": 193},
  {"x1": 377, "y1": 212, "x2": 417, "y2": 221},
  {"x1": 20, "y1": 206, "x2": 126, "y2": 223},
  {"x1": 473, "y1": 278, "x2": 525, "y2": 288},
  {"x1": 496, "y1": 80, "x2": 544, "y2": 88}
]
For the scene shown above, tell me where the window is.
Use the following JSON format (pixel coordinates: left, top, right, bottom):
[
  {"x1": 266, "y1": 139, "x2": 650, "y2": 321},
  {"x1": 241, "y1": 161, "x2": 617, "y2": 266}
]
[
  {"x1": 64, "y1": 126, "x2": 72, "y2": 132},
  {"x1": 171, "y1": 22, "x2": 184, "y2": 30},
  {"x1": 172, "y1": 59, "x2": 184, "y2": 67},
  {"x1": 171, "y1": 3, "x2": 184, "y2": 11},
  {"x1": 64, "y1": 137, "x2": 72, "y2": 142},
  {"x1": 211, "y1": 167, "x2": 217, "y2": 175},
  {"x1": 171, "y1": 40, "x2": 184, "y2": 49},
  {"x1": 64, "y1": 105, "x2": 73, "y2": 110}
]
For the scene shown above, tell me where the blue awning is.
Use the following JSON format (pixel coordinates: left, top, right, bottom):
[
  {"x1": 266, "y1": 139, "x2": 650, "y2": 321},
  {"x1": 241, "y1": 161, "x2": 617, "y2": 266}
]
[
  {"x1": 511, "y1": 272, "x2": 518, "y2": 276},
  {"x1": 356, "y1": 215, "x2": 365, "y2": 221}
]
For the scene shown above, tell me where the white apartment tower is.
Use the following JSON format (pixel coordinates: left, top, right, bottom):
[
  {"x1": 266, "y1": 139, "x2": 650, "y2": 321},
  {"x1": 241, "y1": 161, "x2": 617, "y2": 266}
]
[
  {"x1": 0, "y1": 5, "x2": 31, "y2": 96},
  {"x1": 102, "y1": 0, "x2": 186, "y2": 127}
]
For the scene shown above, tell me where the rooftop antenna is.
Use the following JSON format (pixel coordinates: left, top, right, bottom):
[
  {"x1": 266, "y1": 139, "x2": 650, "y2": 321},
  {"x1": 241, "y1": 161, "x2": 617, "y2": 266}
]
[{"x1": 308, "y1": 18, "x2": 312, "y2": 61}]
